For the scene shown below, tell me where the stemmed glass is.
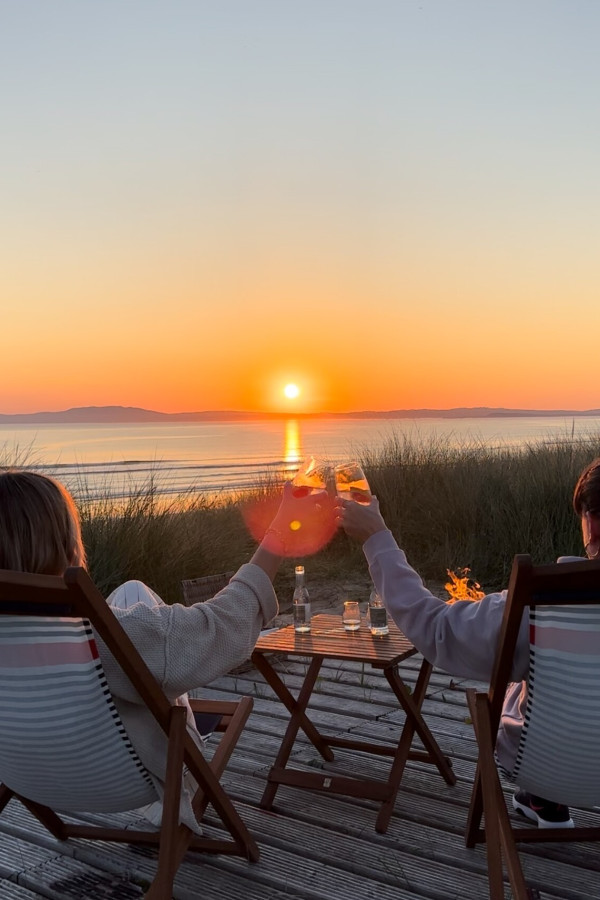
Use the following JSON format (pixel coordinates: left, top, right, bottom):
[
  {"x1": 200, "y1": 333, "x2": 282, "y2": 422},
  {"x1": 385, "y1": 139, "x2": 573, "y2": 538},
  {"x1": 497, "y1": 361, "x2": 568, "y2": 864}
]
[
  {"x1": 291, "y1": 456, "x2": 331, "y2": 497},
  {"x1": 334, "y1": 461, "x2": 372, "y2": 504}
]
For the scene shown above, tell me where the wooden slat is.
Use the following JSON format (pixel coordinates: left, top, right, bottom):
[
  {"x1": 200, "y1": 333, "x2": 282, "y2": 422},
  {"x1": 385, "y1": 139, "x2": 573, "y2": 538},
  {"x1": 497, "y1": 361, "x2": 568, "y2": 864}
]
[
  {"x1": 0, "y1": 885, "x2": 46, "y2": 900},
  {"x1": 17, "y1": 856, "x2": 144, "y2": 899}
]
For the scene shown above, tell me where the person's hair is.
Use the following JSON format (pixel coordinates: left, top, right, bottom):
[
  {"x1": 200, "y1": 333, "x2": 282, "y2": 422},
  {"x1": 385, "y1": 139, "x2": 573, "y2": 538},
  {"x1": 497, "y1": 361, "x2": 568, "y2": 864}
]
[
  {"x1": 573, "y1": 457, "x2": 600, "y2": 517},
  {"x1": 0, "y1": 469, "x2": 86, "y2": 575}
]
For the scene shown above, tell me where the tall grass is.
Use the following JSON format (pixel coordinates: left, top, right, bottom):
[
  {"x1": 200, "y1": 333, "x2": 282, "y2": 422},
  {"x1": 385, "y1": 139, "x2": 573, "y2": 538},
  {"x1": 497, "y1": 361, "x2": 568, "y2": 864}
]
[
  {"x1": 359, "y1": 431, "x2": 599, "y2": 587},
  {"x1": 78, "y1": 477, "x2": 256, "y2": 603},
  {"x1": 4, "y1": 431, "x2": 600, "y2": 602}
]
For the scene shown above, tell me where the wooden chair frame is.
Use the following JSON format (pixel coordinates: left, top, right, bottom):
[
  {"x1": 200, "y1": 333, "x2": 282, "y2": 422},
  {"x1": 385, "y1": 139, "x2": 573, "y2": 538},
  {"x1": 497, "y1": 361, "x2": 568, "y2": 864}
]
[
  {"x1": 0, "y1": 566, "x2": 259, "y2": 899},
  {"x1": 181, "y1": 571, "x2": 235, "y2": 606},
  {"x1": 465, "y1": 554, "x2": 600, "y2": 900}
]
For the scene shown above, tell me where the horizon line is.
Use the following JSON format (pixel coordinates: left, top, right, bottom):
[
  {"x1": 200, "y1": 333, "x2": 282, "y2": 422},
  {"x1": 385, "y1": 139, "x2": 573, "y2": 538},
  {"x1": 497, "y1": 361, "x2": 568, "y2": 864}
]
[{"x1": 2, "y1": 403, "x2": 600, "y2": 423}]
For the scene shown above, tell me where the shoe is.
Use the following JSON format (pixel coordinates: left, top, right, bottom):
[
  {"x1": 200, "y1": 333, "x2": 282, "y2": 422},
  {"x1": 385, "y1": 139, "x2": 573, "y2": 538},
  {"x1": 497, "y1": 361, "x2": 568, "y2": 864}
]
[{"x1": 512, "y1": 790, "x2": 574, "y2": 829}]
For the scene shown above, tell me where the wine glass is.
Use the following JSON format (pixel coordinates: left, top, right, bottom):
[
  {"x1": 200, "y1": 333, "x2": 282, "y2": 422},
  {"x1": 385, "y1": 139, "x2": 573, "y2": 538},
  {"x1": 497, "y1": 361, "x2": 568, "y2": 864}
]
[
  {"x1": 334, "y1": 461, "x2": 372, "y2": 504},
  {"x1": 291, "y1": 456, "x2": 331, "y2": 497}
]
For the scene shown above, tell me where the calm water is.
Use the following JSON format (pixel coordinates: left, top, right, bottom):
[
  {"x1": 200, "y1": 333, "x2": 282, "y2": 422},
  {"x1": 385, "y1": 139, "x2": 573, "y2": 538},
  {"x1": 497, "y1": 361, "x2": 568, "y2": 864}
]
[{"x1": 1, "y1": 416, "x2": 600, "y2": 501}]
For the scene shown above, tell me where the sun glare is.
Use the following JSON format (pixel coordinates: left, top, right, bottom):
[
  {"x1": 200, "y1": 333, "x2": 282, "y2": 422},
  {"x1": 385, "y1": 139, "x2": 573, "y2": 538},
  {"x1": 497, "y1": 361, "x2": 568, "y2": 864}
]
[{"x1": 284, "y1": 383, "x2": 300, "y2": 399}]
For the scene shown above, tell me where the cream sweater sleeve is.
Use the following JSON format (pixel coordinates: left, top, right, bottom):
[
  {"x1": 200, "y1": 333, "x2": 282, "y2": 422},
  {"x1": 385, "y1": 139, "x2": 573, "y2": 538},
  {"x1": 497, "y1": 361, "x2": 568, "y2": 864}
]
[{"x1": 95, "y1": 563, "x2": 278, "y2": 700}]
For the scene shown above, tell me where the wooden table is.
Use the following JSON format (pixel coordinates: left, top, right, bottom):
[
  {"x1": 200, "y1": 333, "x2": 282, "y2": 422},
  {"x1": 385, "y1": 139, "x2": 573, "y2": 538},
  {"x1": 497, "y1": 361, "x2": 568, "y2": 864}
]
[{"x1": 251, "y1": 614, "x2": 456, "y2": 833}]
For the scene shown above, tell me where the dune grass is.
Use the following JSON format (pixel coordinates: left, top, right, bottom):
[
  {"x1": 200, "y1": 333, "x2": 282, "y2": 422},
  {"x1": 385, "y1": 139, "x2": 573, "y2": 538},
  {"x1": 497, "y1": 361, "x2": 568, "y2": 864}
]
[
  {"x1": 78, "y1": 482, "x2": 255, "y2": 602},
  {"x1": 4, "y1": 430, "x2": 600, "y2": 603},
  {"x1": 80, "y1": 431, "x2": 600, "y2": 602},
  {"x1": 359, "y1": 431, "x2": 597, "y2": 587}
]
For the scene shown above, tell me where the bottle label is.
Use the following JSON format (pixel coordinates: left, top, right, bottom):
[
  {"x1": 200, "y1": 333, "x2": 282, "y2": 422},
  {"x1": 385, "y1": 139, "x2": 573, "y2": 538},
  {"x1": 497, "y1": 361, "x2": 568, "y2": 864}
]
[
  {"x1": 369, "y1": 606, "x2": 387, "y2": 628},
  {"x1": 294, "y1": 603, "x2": 310, "y2": 625}
]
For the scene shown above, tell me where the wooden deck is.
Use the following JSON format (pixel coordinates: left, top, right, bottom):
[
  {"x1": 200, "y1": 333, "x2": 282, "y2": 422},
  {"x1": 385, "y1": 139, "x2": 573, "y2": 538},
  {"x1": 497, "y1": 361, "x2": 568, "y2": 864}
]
[{"x1": 1, "y1": 652, "x2": 600, "y2": 899}]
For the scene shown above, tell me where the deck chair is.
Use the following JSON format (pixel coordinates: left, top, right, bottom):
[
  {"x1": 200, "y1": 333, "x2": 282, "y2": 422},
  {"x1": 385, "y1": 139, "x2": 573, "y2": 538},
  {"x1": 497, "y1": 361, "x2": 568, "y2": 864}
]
[
  {"x1": 181, "y1": 571, "x2": 235, "y2": 606},
  {"x1": 465, "y1": 554, "x2": 600, "y2": 900},
  {"x1": 0, "y1": 566, "x2": 259, "y2": 900}
]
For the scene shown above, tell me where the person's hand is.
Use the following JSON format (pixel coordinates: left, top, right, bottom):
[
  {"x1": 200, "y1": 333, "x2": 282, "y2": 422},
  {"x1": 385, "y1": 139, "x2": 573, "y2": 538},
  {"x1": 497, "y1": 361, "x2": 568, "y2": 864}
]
[
  {"x1": 335, "y1": 494, "x2": 388, "y2": 544},
  {"x1": 268, "y1": 479, "x2": 326, "y2": 531},
  {"x1": 261, "y1": 481, "x2": 337, "y2": 557}
]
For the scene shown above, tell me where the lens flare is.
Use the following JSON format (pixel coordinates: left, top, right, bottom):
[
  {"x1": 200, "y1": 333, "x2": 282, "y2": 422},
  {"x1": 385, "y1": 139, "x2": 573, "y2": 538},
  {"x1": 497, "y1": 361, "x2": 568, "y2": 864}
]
[{"x1": 241, "y1": 491, "x2": 337, "y2": 557}]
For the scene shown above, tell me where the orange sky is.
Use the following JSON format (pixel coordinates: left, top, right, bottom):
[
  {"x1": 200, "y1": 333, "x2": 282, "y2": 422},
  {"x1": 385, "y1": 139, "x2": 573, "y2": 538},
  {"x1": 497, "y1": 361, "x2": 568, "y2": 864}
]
[{"x1": 1, "y1": 4, "x2": 599, "y2": 416}]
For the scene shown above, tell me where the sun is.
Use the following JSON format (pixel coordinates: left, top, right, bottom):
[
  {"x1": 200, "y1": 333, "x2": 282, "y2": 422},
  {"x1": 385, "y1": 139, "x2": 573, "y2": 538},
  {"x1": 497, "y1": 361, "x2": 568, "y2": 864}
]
[{"x1": 283, "y1": 383, "x2": 300, "y2": 400}]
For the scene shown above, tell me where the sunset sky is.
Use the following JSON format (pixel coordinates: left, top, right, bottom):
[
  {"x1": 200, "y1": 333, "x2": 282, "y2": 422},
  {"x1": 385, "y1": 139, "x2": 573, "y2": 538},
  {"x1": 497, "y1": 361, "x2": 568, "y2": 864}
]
[{"x1": 1, "y1": 1, "x2": 599, "y2": 415}]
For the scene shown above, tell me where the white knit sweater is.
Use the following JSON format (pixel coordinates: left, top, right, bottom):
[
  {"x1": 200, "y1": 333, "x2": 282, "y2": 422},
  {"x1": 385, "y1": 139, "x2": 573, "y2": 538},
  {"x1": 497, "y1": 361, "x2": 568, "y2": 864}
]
[{"x1": 93, "y1": 563, "x2": 278, "y2": 829}]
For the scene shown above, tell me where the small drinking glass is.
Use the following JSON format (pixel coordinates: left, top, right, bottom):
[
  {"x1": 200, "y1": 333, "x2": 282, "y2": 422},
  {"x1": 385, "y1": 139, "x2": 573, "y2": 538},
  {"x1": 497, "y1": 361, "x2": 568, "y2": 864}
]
[
  {"x1": 342, "y1": 600, "x2": 361, "y2": 632},
  {"x1": 334, "y1": 461, "x2": 372, "y2": 504},
  {"x1": 292, "y1": 456, "x2": 331, "y2": 497}
]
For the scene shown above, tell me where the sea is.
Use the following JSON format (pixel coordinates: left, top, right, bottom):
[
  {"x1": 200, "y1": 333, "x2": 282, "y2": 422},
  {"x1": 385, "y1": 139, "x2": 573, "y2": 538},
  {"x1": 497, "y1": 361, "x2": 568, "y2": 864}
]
[{"x1": 2, "y1": 416, "x2": 600, "y2": 503}]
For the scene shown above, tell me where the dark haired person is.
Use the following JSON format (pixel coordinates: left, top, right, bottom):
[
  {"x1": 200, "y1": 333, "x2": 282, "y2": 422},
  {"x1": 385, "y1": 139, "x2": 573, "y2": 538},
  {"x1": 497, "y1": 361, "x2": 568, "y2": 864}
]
[
  {"x1": 336, "y1": 457, "x2": 600, "y2": 829},
  {"x1": 572, "y1": 457, "x2": 600, "y2": 560}
]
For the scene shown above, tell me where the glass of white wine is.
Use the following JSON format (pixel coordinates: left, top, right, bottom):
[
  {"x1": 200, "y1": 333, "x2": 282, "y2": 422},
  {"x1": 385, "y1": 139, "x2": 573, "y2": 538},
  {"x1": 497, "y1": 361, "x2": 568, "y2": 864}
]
[
  {"x1": 334, "y1": 461, "x2": 371, "y2": 504},
  {"x1": 291, "y1": 456, "x2": 331, "y2": 497}
]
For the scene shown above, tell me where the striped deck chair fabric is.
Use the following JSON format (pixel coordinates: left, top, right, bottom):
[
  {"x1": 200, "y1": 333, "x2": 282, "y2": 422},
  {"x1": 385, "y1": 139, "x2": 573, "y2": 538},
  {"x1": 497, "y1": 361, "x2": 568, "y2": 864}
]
[
  {"x1": 0, "y1": 615, "x2": 157, "y2": 813},
  {"x1": 509, "y1": 604, "x2": 600, "y2": 807}
]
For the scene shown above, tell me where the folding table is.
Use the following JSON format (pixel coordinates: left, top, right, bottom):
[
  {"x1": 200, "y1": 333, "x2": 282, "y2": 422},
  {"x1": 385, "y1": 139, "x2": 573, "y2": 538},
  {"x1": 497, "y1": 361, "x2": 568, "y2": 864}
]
[{"x1": 252, "y1": 613, "x2": 456, "y2": 833}]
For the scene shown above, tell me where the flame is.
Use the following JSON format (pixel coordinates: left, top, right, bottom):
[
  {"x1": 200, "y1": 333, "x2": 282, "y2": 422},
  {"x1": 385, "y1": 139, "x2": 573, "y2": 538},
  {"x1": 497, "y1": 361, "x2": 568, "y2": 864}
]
[{"x1": 444, "y1": 567, "x2": 485, "y2": 604}]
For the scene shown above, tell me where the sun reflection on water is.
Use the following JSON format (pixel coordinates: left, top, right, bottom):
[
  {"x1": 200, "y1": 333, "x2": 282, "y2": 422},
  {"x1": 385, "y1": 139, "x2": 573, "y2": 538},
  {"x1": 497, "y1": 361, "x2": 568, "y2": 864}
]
[{"x1": 283, "y1": 419, "x2": 302, "y2": 478}]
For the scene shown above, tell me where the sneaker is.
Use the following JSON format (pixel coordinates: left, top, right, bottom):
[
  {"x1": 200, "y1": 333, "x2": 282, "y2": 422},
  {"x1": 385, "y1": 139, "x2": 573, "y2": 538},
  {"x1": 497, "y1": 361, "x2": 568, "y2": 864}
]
[{"x1": 512, "y1": 790, "x2": 574, "y2": 829}]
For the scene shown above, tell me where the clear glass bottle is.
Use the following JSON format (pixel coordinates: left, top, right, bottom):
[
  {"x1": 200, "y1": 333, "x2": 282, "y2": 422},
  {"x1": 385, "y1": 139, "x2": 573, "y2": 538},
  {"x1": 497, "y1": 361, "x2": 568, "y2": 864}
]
[
  {"x1": 369, "y1": 589, "x2": 389, "y2": 636},
  {"x1": 292, "y1": 565, "x2": 311, "y2": 633}
]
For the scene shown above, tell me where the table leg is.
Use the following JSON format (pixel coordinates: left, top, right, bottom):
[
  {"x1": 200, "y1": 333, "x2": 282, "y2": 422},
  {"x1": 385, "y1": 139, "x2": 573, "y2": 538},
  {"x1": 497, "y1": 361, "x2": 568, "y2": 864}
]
[
  {"x1": 251, "y1": 653, "x2": 334, "y2": 810},
  {"x1": 376, "y1": 658, "x2": 456, "y2": 833}
]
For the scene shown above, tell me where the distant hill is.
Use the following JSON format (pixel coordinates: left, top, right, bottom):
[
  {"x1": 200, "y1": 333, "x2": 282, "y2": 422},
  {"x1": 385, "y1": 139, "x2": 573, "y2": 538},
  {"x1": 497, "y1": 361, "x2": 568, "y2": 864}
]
[
  {"x1": 1, "y1": 405, "x2": 600, "y2": 424},
  {"x1": 0, "y1": 406, "x2": 288, "y2": 424},
  {"x1": 326, "y1": 407, "x2": 600, "y2": 420}
]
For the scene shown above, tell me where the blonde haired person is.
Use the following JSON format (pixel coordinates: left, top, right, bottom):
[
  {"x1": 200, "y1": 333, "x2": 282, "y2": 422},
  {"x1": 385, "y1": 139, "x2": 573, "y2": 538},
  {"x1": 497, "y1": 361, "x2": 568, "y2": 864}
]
[
  {"x1": 0, "y1": 470, "x2": 86, "y2": 573},
  {"x1": 0, "y1": 468, "x2": 323, "y2": 829}
]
